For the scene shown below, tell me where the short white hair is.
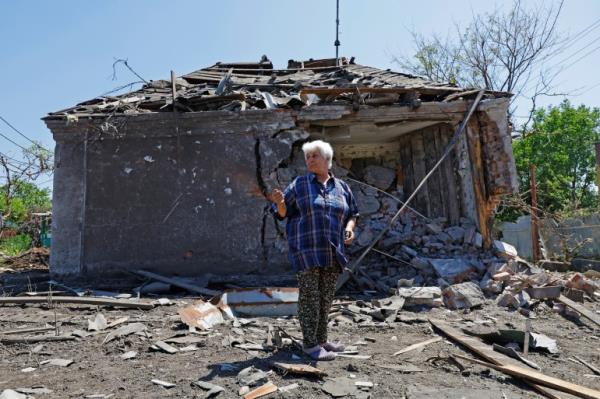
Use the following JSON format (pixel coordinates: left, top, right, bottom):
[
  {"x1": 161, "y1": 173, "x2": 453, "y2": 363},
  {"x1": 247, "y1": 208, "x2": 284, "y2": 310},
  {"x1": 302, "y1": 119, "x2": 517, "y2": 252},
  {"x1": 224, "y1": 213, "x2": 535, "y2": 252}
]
[{"x1": 302, "y1": 140, "x2": 334, "y2": 169}]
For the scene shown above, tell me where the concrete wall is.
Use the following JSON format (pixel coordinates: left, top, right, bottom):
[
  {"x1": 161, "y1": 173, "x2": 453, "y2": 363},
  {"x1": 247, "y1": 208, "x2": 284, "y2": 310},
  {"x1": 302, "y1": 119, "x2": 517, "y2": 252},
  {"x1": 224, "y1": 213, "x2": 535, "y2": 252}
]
[
  {"x1": 500, "y1": 213, "x2": 600, "y2": 260},
  {"x1": 47, "y1": 111, "x2": 302, "y2": 277}
]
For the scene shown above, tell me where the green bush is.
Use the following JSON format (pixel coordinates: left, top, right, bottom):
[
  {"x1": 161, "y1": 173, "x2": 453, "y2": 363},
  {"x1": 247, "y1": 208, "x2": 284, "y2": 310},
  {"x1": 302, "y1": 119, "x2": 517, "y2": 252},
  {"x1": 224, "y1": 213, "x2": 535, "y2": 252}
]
[{"x1": 0, "y1": 234, "x2": 32, "y2": 256}]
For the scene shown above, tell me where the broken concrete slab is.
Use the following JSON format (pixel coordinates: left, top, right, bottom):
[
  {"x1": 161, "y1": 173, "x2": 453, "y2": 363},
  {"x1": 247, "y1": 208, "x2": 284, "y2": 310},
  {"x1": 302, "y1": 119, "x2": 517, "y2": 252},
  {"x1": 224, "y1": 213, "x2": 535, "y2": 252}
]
[
  {"x1": 192, "y1": 381, "x2": 225, "y2": 398},
  {"x1": 152, "y1": 341, "x2": 179, "y2": 354},
  {"x1": 40, "y1": 358, "x2": 73, "y2": 367},
  {"x1": 322, "y1": 377, "x2": 359, "y2": 398},
  {"x1": 496, "y1": 291, "x2": 530, "y2": 309},
  {"x1": 237, "y1": 366, "x2": 270, "y2": 387},
  {"x1": 87, "y1": 313, "x2": 107, "y2": 331},
  {"x1": 363, "y1": 165, "x2": 395, "y2": 190},
  {"x1": 442, "y1": 282, "x2": 485, "y2": 310},
  {"x1": 397, "y1": 287, "x2": 442, "y2": 307},
  {"x1": 429, "y1": 259, "x2": 475, "y2": 284},
  {"x1": 215, "y1": 287, "x2": 298, "y2": 317},
  {"x1": 526, "y1": 286, "x2": 561, "y2": 299},
  {"x1": 102, "y1": 323, "x2": 146, "y2": 345},
  {"x1": 151, "y1": 379, "x2": 176, "y2": 388},
  {"x1": 120, "y1": 351, "x2": 137, "y2": 360},
  {"x1": 493, "y1": 240, "x2": 518, "y2": 259}
]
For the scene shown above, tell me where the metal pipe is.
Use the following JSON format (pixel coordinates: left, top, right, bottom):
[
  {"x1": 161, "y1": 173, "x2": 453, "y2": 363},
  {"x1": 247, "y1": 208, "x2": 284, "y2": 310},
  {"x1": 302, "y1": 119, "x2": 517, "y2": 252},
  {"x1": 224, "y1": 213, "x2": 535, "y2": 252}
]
[{"x1": 529, "y1": 164, "x2": 540, "y2": 263}]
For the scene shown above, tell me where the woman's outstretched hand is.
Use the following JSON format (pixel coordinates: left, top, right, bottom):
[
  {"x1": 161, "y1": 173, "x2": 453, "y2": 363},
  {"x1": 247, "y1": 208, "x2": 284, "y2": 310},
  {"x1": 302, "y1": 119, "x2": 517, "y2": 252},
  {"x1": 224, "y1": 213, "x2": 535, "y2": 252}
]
[{"x1": 270, "y1": 189, "x2": 287, "y2": 218}]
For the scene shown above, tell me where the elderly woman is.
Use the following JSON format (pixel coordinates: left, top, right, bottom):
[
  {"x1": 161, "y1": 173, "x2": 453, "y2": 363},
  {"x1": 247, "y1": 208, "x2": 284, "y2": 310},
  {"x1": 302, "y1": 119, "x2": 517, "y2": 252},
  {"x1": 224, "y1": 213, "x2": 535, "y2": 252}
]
[{"x1": 270, "y1": 140, "x2": 359, "y2": 360}]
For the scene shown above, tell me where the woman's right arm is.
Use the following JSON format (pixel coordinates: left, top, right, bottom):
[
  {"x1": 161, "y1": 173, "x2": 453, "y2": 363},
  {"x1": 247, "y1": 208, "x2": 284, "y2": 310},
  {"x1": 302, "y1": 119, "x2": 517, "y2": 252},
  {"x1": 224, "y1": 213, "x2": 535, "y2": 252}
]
[{"x1": 271, "y1": 189, "x2": 287, "y2": 218}]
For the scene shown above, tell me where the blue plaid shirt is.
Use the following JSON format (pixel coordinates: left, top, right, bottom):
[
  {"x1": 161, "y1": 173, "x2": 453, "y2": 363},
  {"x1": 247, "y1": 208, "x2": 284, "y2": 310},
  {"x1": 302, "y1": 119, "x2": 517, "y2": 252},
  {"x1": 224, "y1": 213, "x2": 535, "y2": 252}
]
[{"x1": 272, "y1": 173, "x2": 359, "y2": 272}]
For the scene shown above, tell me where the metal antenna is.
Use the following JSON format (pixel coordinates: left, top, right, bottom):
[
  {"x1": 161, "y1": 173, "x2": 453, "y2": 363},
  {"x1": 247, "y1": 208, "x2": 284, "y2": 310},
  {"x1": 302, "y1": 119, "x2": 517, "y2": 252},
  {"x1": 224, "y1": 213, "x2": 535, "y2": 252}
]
[{"x1": 335, "y1": 0, "x2": 340, "y2": 64}]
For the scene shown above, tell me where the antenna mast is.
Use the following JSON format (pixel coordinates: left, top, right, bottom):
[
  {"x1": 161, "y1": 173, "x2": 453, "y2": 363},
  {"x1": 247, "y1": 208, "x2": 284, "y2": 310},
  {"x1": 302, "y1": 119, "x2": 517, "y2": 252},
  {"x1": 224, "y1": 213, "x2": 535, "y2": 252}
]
[{"x1": 335, "y1": 0, "x2": 340, "y2": 64}]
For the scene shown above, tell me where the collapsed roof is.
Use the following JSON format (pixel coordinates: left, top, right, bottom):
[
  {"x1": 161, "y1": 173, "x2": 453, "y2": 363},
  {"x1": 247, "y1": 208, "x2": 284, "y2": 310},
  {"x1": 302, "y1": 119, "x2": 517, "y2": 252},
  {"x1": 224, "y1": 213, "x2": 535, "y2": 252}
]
[{"x1": 45, "y1": 57, "x2": 510, "y2": 119}]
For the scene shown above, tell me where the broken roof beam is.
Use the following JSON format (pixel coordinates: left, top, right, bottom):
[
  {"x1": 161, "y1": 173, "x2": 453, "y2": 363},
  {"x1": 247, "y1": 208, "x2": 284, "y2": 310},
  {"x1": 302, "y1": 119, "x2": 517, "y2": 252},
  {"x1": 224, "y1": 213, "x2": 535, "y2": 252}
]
[
  {"x1": 297, "y1": 100, "x2": 483, "y2": 127},
  {"x1": 0, "y1": 296, "x2": 154, "y2": 310},
  {"x1": 299, "y1": 86, "x2": 461, "y2": 100}
]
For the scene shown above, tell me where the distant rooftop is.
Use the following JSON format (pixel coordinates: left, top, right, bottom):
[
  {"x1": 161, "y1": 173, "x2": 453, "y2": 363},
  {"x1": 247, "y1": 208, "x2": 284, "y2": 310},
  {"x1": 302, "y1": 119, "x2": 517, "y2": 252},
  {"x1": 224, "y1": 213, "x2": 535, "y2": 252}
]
[{"x1": 45, "y1": 56, "x2": 509, "y2": 119}]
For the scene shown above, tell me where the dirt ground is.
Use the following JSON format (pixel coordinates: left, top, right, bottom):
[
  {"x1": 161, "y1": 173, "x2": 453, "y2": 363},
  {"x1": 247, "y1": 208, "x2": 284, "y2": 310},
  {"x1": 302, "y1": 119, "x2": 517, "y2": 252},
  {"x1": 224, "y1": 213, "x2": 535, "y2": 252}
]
[{"x1": 1, "y1": 268, "x2": 599, "y2": 399}]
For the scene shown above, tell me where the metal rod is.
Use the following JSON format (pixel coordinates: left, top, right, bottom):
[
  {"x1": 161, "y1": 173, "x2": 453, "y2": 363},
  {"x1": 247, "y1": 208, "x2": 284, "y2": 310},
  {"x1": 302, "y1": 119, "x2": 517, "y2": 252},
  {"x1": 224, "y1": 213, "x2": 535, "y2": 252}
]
[
  {"x1": 529, "y1": 164, "x2": 540, "y2": 263},
  {"x1": 335, "y1": 0, "x2": 340, "y2": 63},
  {"x1": 336, "y1": 90, "x2": 485, "y2": 292}
]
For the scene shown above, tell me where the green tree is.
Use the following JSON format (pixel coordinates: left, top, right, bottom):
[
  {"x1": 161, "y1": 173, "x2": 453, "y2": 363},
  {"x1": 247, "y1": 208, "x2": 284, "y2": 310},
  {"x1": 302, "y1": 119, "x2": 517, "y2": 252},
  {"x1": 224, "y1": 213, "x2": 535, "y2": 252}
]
[
  {"x1": 512, "y1": 100, "x2": 600, "y2": 213},
  {"x1": 0, "y1": 179, "x2": 51, "y2": 225}
]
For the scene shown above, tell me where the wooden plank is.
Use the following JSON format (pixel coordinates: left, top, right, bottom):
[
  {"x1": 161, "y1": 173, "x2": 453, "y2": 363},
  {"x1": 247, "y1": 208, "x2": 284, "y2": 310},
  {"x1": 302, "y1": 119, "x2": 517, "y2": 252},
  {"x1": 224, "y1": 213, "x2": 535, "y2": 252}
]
[
  {"x1": 393, "y1": 336, "x2": 442, "y2": 356},
  {"x1": 438, "y1": 124, "x2": 460, "y2": 224},
  {"x1": 0, "y1": 326, "x2": 54, "y2": 335},
  {"x1": 134, "y1": 270, "x2": 220, "y2": 297},
  {"x1": 433, "y1": 125, "x2": 449, "y2": 219},
  {"x1": 0, "y1": 335, "x2": 76, "y2": 344},
  {"x1": 410, "y1": 131, "x2": 430, "y2": 217},
  {"x1": 466, "y1": 119, "x2": 491, "y2": 247},
  {"x1": 243, "y1": 382, "x2": 278, "y2": 399},
  {"x1": 430, "y1": 319, "x2": 561, "y2": 399},
  {"x1": 0, "y1": 296, "x2": 154, "y2": 310},
  {"x1": 398, "y1": 133, "x2": 413, "y2": 202},
  {"x1": 423, "y1": 127, "x2": 444, "y2": 218},
  {"x1": 455, "y1": 354, "x2": 600, "y2": 399},
  {"x1": 558, "y1": 295, "x2": 600, "y2": 327}
]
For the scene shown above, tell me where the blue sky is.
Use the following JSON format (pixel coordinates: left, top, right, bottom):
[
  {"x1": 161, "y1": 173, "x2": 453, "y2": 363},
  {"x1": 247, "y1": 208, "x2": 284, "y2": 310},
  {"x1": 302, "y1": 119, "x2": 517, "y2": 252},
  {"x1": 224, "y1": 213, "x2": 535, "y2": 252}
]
[{"x1": 1, "y1": 0, "x2": 599, "y2": 190}]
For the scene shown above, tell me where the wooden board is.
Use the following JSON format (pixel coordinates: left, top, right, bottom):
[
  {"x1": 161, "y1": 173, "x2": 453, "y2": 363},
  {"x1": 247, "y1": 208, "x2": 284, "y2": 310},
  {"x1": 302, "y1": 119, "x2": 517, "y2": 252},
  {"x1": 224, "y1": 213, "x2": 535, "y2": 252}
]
[
  {"x1": 393, "y1": 336, "x2": 443, "y2": 356},
  {"x1": 0, "y1": 296, "x2": 154, "y2": 310},
  {"x1": 437, "y1": 124, "x2": 461, "y2": 225},
  {"x1": 410, "y1": 131, "x2": 430, "y2": 217},
  {"x1": 429, "y1": 319, "x2": 561, "y2": 399},
  {"x1": 455, "y1": 355, "x2": 600, "y2": 399},
  {"x1": 423, "y1": 126, "x2": 444, "y2": 218},
  {"x1": 558, "y1": 295, "x2": 600, "y2": 327}
]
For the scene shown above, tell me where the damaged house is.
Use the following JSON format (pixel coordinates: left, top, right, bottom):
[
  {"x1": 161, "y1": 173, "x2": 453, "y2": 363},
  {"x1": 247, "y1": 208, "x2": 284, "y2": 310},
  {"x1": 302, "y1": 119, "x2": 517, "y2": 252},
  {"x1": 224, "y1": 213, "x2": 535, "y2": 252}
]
[{"x1": 43, "y1": 56, "x2": 518, "y2": 281}]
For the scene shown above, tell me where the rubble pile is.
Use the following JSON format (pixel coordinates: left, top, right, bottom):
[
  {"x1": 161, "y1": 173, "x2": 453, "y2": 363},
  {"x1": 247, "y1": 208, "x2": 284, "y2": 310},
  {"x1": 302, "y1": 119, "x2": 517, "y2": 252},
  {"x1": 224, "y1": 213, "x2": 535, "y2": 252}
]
[{"x1": 0, "y1": 247, "x2": 49, "y2": 271}]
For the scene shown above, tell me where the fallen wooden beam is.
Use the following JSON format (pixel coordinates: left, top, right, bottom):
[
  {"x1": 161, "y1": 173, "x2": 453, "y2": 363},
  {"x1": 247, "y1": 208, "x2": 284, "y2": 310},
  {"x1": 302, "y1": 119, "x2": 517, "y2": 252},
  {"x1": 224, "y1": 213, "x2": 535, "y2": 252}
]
[
  {"x1": 574, "y1": 356, "x2": 600, "y2": 376},
  {"x1": 0, "y1": 326, "x2": 54, "y2": 335},
  {"x1": 0, "y1": 296, "x2": 154, "y2": 310},
  {"x1": 133, "y1": 270, "x2": 220, "y2": 297},
  {"x1": 557, "y1": 295, "x2": 600, "y2": 327},
  {"x1": 393, "y1": 336, "x2": 442, "y2": 356},
  {"x1": 430, "y1": 319, "x2": 560, "y2": 399},
  {"x1": 0, "y1": 335, "x2": 76, "y2": 344},
  {"x1": 454, "y1": 354, "x2": 600, "y2": 399}
]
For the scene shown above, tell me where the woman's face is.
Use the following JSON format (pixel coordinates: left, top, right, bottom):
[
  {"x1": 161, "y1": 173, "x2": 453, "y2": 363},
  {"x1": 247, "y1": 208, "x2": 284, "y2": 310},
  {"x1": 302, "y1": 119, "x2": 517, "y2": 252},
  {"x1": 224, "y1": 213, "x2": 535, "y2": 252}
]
[{"x1": 305, "y1": 150, "x2": 329, "y2": 175}]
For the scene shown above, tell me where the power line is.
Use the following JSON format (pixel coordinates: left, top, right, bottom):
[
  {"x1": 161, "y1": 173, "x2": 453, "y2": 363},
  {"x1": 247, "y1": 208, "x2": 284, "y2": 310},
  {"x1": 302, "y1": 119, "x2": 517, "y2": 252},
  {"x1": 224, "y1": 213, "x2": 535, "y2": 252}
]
[
  {"x1": 0, "y1": 115, "x2": 49, "y2": 152},
  {"x1": 0, "y1": 129, "x2": 28, "y2": 151}
]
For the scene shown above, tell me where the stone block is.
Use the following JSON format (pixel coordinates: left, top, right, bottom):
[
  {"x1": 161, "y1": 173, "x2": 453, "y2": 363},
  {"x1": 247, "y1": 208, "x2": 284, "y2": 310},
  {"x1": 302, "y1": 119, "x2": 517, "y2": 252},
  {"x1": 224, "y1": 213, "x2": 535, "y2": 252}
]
[
  {"x1": 442, "y1": 282, "x2": 486, "y2": 309},
  {"x1": 363, "y1": 165, "x2": 396, "y2": 190}
]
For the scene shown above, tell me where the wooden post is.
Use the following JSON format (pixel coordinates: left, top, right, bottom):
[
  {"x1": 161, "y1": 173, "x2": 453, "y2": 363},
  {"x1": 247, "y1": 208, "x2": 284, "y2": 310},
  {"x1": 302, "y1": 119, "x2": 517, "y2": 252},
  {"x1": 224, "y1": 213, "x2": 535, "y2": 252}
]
[
  {"x1": 523, "y1": 318, "x2": 531, "y2": 356},
  {"x1": 595, "y1": 142, "x2": 600, "y2": 208},
  {"x1": 171, "y1": 70, "x2": 176, "y2": 112},
  {"x1": 529, "y1": 164, "x2": 540, "y2": 263}
]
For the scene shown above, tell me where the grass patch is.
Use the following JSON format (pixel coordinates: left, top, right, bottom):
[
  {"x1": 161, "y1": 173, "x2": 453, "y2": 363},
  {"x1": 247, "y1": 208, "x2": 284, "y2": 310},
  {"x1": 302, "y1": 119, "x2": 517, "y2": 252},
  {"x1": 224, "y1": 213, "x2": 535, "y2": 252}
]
[{"x1": 0, "y1": 234, "x2": 32, "y2": 256}]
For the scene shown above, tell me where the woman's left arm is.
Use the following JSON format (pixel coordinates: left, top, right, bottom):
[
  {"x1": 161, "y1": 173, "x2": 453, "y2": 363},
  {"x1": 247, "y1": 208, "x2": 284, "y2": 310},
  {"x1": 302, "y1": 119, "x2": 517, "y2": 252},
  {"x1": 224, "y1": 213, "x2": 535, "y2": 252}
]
[{"x1": 343, "y1": 182, "x2": 360, "y2": 245}]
